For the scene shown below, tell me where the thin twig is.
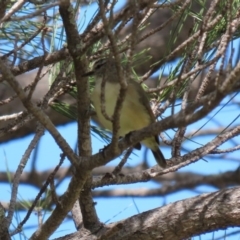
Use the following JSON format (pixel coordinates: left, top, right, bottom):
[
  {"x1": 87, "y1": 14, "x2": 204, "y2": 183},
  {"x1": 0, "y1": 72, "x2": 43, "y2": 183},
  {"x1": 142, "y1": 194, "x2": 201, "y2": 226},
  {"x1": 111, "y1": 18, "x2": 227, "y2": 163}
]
[
  {"x1": 6, "y1": 124, "x2": 44, "y2": 228},
  {"x1": 10, "y1": 153, "x2": 65, "y2": 236}
]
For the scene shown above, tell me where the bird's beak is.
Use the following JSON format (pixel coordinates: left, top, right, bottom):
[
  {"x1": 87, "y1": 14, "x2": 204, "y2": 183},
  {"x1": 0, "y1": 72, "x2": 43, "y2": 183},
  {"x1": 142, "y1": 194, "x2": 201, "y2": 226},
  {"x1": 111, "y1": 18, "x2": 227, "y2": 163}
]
[{"x1": 82, "y1": 71, "x2": 94, "y2": 77}]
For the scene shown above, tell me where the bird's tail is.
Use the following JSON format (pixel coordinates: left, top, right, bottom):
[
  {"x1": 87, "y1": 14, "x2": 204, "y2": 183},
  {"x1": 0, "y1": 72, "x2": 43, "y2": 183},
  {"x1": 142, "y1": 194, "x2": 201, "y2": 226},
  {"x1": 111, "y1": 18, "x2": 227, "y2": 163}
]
[
  {"x1": 142, "y1": 137, "x2": 167, "y2": 168},
  {"x1": 151, "y1": 149, "x2": 167, "y2": 168}
]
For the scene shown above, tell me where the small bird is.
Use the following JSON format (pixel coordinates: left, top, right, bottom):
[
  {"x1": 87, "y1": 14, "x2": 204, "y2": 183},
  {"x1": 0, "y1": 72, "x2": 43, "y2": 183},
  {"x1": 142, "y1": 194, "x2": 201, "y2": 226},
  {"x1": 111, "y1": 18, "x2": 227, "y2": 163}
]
[{"x1": 83, "y1": 58, "x2": 166, "y2": 168}]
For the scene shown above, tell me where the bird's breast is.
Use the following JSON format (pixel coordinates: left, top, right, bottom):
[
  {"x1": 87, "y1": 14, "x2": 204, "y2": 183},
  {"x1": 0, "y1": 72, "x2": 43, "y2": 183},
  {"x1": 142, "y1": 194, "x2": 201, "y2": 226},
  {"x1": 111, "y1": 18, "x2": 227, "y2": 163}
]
[{"x1": 91, "y1": 80, "x2": 152, "y2": 136}]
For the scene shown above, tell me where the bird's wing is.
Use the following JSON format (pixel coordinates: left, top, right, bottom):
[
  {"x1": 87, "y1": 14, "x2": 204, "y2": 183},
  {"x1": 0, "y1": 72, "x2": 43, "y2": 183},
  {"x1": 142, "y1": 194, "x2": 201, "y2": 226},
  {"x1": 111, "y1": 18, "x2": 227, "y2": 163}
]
[
  {"x1": 129, "y1": 79, "x2": 156, "y2": 122},
  {"x1": 129, "y1": 79, "x2": 160, "y2": 145}
]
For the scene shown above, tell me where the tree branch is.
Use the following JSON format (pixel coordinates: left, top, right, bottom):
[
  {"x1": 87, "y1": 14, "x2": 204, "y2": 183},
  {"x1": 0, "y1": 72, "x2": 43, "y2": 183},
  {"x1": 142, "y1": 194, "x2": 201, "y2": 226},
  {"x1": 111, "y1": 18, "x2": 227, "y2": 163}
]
[
  {"x1": 56, "y1": 187, "x2": 240, "y2": 240},
  {"x1": 59, "y1": 0, "x2": 100, "y2": 231}
]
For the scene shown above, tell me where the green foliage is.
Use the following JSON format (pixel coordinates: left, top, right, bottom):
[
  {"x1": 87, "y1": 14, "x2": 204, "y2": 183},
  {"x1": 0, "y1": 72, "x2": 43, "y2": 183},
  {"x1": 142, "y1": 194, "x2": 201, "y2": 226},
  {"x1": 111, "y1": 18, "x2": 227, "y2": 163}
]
[{"x1": 50, "y1": 101, "x2": 111, "y2": 143}]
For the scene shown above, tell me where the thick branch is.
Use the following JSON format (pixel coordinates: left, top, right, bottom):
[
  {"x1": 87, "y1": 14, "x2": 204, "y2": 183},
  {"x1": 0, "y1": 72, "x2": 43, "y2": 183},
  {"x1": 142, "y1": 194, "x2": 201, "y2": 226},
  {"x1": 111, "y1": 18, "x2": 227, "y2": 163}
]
[
  {"x1": 56, "y1": 187, "x2": 240, "y2": 240},
  {"x1": 59, "y1": 0, "x2": 100, "y2": 231}
]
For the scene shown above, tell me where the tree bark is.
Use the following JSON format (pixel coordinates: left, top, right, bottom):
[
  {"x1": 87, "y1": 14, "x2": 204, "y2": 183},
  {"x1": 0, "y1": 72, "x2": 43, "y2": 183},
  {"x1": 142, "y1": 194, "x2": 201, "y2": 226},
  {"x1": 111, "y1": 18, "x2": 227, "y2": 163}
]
[{"x1": 56, "y1": 187, "x2": 240, "y2": 240}]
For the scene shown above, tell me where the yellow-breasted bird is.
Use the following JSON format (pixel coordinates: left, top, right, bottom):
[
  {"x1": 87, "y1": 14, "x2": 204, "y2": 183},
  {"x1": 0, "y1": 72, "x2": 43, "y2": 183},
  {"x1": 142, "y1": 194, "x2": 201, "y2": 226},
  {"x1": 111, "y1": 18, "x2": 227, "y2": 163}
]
[{"x1": 83, "y1": 58, "x2": 166, "y2": 168}]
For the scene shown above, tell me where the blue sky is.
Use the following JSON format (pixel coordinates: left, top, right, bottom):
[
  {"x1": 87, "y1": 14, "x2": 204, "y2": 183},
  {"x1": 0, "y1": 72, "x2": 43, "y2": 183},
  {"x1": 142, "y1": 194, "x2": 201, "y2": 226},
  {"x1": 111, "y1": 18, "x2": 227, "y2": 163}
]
[{"x1": 1, "y1": 1, "x2": 240, "y2": 239}]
